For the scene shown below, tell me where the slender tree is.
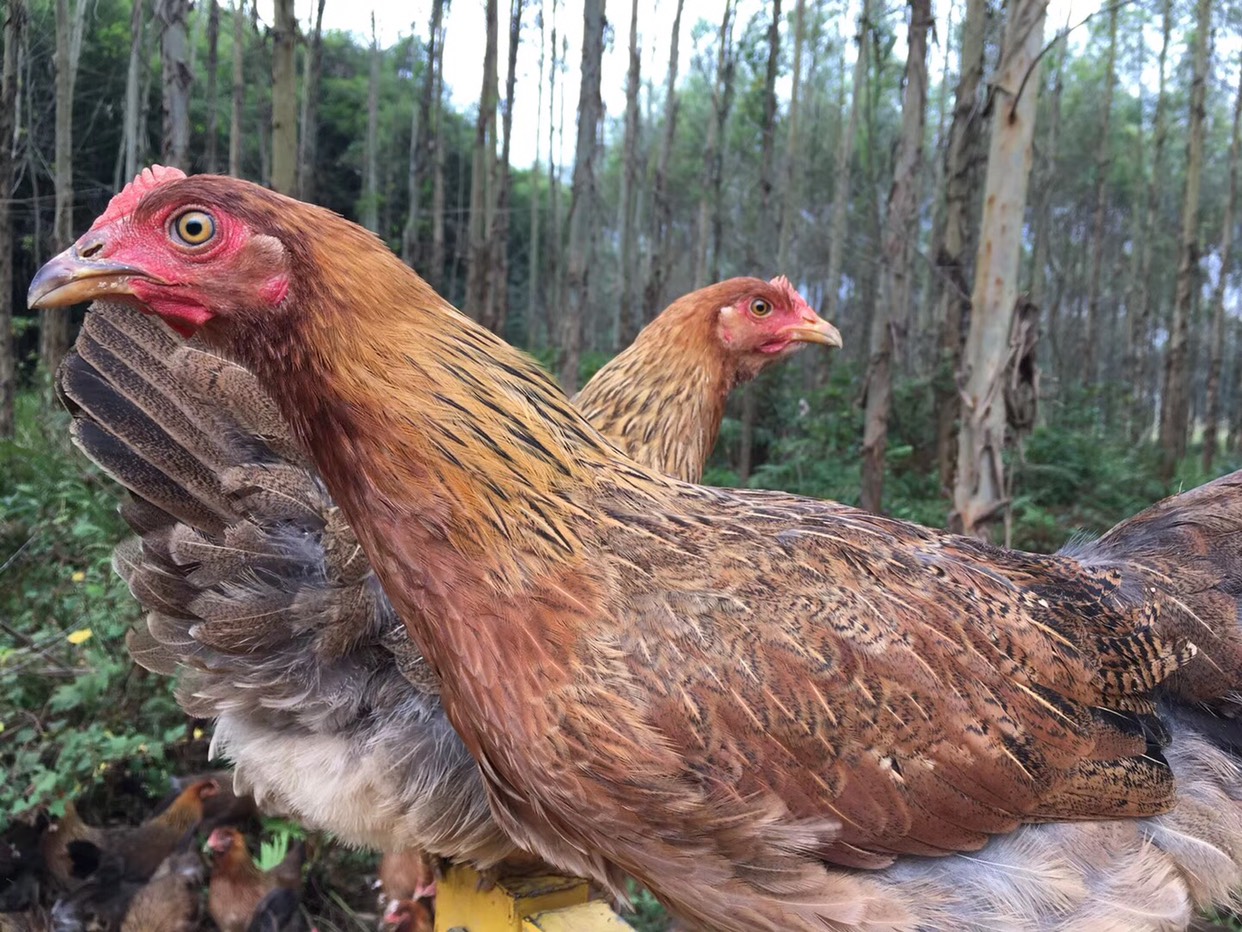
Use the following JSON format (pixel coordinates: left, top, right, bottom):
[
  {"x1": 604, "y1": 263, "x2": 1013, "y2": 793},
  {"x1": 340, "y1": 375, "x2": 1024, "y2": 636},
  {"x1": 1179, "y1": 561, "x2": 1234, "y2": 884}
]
[
  {"x1": 777, "y1": 0, "x2": 807, "y2": 272},
  {"x1": 616, "y1": 0, "x2": 642, "y2": 348},
  {"x1": 205, "y1": 0, "x2": 220, "y2": 172},
  {"x1": 298, "y1": 0, "x2": 326, "y2": 200},
  {"x1": 693, "y1": 0, "x2": 736, "y2": 288},
  {"x1": 119, "y1": 0, "x2": 146, "y2": 186},
  {"x1": 558, "y1": 0, "x2": 604, "y2": 393},
  {"x1": 1159, "y1": 0, "x2": 1211, "y2": 480},
  {"x1": 0, "y1": 0, "x2": 23, "y2": 437},
  {"x1": 428, "y1": 0, "x2": 449, "y2": 291},
  {"x1": 822, "y1": 0, "x2": 871, "y2": 333},
  {"x1": 952, "y1": 0, "x2": 1048, "y2": 538},
  {"x1": 860, "y1": 0, "x2": 931, "y2": 513},
  {"x1": 271, "y1": 0, "x2": 297, "y2": 194},
  {"x1": 739, "y1": 0, "x2": 781, "y2": 484},
  {"x1": 1203, "y1": 60, "x2": 1242, "y2": 472},
  {"x1": 931, "y1": 0, "x2": 987, "y2": 490},
  {"x1": 528, "y1": 6, "x2": 545, "y2": 345},
  {"x1": 1130, "y1": 0, "x2": 1173, "y2": 442},
  {"x1": 229, "y1": 0, "x2": 245, "y2": 176},
  {"x1": 362, "y1": 13, "x2": 381, "y2": 233},
  {"x1": 488, "y1": 0, "x2": 524, "y2": 336},
  {"x1": 639, "y1": 0, "x2": 685, "y2": 322},
  {"x1": 465, "y1": 0, "x2": 499, "y2": 323},
  {"x1": 1029, "y1": 27, "x2": 1066, "y2": 374},
  {"x1": 400, "y1": 31, "x2": 422, "y2": 263},
  {"x1": 157, "y1": 0, "x2": 192, "y2": 170},
  {"x1": 1082, "y1": 1, "x2": 1118, "y2": 386},
  {"x1": 46, "y1": 0, "x2": 88, "y2": 375}
]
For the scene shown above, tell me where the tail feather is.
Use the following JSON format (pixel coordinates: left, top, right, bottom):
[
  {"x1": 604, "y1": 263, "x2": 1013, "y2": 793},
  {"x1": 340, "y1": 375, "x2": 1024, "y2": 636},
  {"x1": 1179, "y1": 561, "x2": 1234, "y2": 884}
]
[{"x1": 1065, "y1": 470, "x2": 1242, "y2": 708}]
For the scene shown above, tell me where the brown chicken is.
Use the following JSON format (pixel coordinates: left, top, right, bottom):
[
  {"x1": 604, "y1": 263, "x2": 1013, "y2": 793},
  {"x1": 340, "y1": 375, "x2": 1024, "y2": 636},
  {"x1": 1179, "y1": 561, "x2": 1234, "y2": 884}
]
[
  {"x1": 377, "y1": 847, "x2": 436, "y2": 904},
  {"x1": 45, "y1": 170, "x2": 837, "y2": 871},
  {"x1": 41, "y1": 778, "x2": 217, "y2": 888},
  {"x1": 119, "y1": 848, "x2": 205, "y2": 932},
  {"x1": 206, "y1": 828, "x2": 305, "y2": 932},
  {"x1": 381, "y1": 899, "x2": 432, "y2": 932},
  {"x1": 34, "y1": 169, "x2": 1242, "y2": 930}
]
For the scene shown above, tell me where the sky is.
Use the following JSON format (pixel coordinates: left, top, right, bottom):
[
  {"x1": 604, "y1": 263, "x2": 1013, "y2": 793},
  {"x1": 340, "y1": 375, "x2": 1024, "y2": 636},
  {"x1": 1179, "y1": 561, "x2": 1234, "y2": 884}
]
[{"x1": 252, "y1": 0, "x2": 1109, "y2": 168}]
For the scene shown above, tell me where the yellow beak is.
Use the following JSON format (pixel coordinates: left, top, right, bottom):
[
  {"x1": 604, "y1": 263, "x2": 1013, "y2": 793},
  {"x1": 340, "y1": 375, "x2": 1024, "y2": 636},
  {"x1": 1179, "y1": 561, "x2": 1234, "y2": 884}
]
[
  {"x1": 27, "y1": 247, "x2": 146, "y2": 309},
  {"x1": 782, "y1": 316, "x2": 843, "y2": 348}
]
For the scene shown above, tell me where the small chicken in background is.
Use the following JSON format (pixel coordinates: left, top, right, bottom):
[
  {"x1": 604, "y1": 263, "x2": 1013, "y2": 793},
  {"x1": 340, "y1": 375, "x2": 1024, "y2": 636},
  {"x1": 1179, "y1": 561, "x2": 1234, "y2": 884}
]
[
  {"x1": 381, "y1": 899, "x2": 432, "y2": 932},
  {"x1": 376, "y1": 848, "x2": 436, "y2": 907},
  {"x1": 206, "y1": 827, "x2": 306, "y2": 932},
  {"x1": 164, "y1": 769, "x2": 259, "y2": 832},
  {"x1": 44, "y1": 778, "x2": 218, "y2": 888},
  {"x1": 119, "y1": 848, "x2": 204, "y2": 932}
]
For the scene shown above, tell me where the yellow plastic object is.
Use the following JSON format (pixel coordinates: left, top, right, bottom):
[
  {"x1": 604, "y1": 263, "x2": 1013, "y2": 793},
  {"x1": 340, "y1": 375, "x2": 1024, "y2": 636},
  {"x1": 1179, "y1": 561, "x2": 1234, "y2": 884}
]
[
  {"x1": 435, "y1": 863, "x2": 592, "y2": 932},
  {"x1": 522, "y1": 901, "x2": 636, "y2": 930}
]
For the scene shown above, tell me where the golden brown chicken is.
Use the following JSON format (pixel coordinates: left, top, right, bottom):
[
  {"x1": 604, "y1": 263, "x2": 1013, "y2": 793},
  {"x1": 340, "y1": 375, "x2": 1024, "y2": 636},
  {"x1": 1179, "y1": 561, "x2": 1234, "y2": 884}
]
[
  {"x1": 206, "y1": 828, "x2": 305, "y2": 932},
  {"x1": 36, "y1": 169, "x2": 1242, "y2": 930},
  {"x1": 42, "y1": 778, "x2": 217, "y2": 889},
  {"x1": 119, "y1": 849, "x2": 205, "y2": 932},
  {"x1": 377, "y1": 847, "x2": 436, "y2": 905},
  {"x1": 381, "y1": 898, "x2": 432, "y2": 932},
  {"x1": 47, "y1": 170, "x2": 836, "y2": 871}
]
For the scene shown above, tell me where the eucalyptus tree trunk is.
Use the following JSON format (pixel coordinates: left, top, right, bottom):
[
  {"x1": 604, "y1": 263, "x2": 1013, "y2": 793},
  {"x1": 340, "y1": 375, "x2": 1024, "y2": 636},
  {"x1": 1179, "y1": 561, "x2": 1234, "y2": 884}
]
[
  {"x1": 1159, "y1": 0, "x2": 1210, "y2": 481},
  {"x1": 119, "y1": 0, "x2": 145, "y2": 186},
  {"x1": 46, "y1": 0, "x2": 88, "y2": 376},
  {"x1": 951, "y1": 0, "x2": 1048, "y2": 539},
  {"x1": 157, "y1": 0, "x2": 192, "y2": 171},
  {"x1": 465, "y1": 0, "x2": 499, "y2": 324},
  {"x1": 488, "y1": 0, "x2": 523, "y2": 337},
  {"x1": 557, "y1": 0, "x2": 604, "y2": 393},
  {"x1": 931, "y1": 0, "x2": 987, "y2": 491},
  {"x1": 616, "y1": 0, "x2": 642, "y2": 348},
  {"x1": 229, "y1": 0, "x2": 245, "y2": 177},
  {"x1": 362, "y1": 13, "x2": 381, "y2": 233},
  {"x1": 738, "y1": 0, "x2": 781, "y2": 484},
  {"x1": 1082, "y1": 1, "x2": 1118, "y2": 387},
  {"x1": 400, "y1": 31, "x2": 422, "y2": 263},
  {"x1": 693, "y1": 0, "x2": 736, "y2": 288},
  {"x1": 545, "y1": 0, "x2": 561, "y2": 321},
  {"x1": 821, "y1": 0, "x2": 870, "y2": 337},
  {"x1": 428, "y1": 0, "x2": 448, "y2": 292},
  {"x1": 860, "y1": 0, "x2": 931, "y2": 514},
  {"x1": 270, "y1": 0, "x2": 297, "y2": 194},
  {"x1": 1130, "y1": 0, "x2": 1172, "y2": 443},
  {"x1": 1029, "y1": 29, "x2": 1066, "y2": 382},
  {"x1": 776, "y1": 0, "x2": 806, "y2": 272},
  {"x1": 0, "y1": 0, "x2": 23, "y2": 437},
  {"x1": 205, "y1": 0, "x2": 220, "y2": 172},
  {"x1": 639, "y1": 0, "x2": 685, "y2": 323},
  {"x1": 1203, "y1": 61, "x2": 1242, "y2": 473},
  {"x1": 298, "y1": 0, "x2": 326, "y2": 200},
  {"x1": 528, "y1": 5, "x2": 545, "y2": 344}
]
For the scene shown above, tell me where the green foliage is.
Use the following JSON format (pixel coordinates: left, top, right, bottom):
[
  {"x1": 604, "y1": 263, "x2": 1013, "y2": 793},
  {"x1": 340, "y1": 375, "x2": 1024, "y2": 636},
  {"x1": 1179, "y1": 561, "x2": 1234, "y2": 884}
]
[{"x1": 0, "y1": 390, "x2": 184, "y2": 828}]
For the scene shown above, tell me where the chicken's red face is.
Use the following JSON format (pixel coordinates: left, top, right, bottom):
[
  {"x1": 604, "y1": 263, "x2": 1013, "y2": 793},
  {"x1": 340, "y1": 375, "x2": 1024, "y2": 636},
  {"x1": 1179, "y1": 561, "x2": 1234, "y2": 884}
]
[
  {"x1": 206, "y1": 827, "x2": 239, "y2": 856},
  {"x1": 716, "y1": 276, "x2": 842, "y2": 366},
  {"x1": 28, "y1": 166, "x2": 292, "y2": 338}
]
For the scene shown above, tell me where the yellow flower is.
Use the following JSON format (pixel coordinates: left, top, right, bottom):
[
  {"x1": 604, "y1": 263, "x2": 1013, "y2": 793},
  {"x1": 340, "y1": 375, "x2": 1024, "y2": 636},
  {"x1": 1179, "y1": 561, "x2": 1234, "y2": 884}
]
[
  {"x1": 66, "y1": 629, "x2": 93, "y2": 646},
  {"x1": 71, "y1": 571, "x2": 86, "y2": 583},
  {"x1": 193, "y1": 728, "x2": 205, "y2": 741}
]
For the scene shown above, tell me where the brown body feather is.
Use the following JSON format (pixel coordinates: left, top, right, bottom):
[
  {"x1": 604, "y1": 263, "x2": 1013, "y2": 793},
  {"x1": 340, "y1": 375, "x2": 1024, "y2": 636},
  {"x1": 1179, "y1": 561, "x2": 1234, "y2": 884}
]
[
  {"x1": 56, "y1": 274, "x2": 812, "y2": 866},
  {"x1": 48, "y1": 176, "x2": 1242, "y2": 930}
]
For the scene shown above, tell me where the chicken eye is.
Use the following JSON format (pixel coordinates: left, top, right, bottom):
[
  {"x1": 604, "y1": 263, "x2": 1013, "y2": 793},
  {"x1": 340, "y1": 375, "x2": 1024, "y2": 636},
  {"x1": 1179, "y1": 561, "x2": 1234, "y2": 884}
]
[
  {"x1": 750, "y1": 299, "x2": 772, "y2": 318},
  {"x1": 172, "y1": 210, "x2": 216, "y2": 247}
]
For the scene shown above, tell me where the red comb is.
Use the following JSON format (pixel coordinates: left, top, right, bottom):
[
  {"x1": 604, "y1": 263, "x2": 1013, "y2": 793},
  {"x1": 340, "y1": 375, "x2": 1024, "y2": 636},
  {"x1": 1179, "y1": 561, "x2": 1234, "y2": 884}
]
[
  {"x1": 89, "y1": 164, "x2": 188, "y2": 231},
  {"x1": 769, "y1": 275, "x2": 812, "y2": 312}
]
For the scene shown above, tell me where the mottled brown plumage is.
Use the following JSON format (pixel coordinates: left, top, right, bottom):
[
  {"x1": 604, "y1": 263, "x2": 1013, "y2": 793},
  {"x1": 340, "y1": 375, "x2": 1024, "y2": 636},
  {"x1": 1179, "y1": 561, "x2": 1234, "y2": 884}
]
[
  {"x1": 50, "y1": 261, "x2": 830, "y2": 864},
  {"x1": 34, "y1": 171, "x2": 1242, "y2": 931}
]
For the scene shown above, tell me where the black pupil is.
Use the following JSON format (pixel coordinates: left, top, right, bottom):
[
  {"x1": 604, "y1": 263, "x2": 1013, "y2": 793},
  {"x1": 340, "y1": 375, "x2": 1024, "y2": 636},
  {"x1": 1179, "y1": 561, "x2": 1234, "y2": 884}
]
[{"x1": 185, "y1": 218, "x2": 203, "y2": 238}]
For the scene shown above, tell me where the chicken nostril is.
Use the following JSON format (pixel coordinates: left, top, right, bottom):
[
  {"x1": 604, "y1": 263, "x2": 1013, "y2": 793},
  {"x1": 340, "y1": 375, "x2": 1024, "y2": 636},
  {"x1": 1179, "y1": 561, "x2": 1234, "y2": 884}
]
[{"x1": 79, "y1": 242, "x2": 103, "y2": 259}]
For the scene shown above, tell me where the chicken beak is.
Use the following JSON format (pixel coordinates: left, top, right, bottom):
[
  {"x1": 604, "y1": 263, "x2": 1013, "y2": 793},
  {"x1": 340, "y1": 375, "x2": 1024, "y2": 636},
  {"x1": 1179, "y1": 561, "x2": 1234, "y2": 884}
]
[
  {"x1": 27, "y1": 246, "x2": 147, "y2": 309},
  {"x1": 782, "y1": 315, "x2": 843, "y2": 348}
]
